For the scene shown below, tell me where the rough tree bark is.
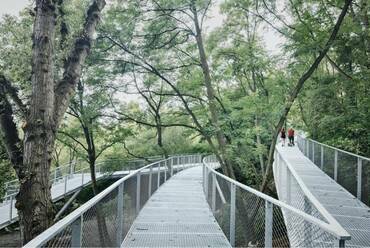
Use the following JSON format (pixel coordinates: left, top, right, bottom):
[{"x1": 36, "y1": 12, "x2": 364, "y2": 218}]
[
  {"x1": 0, "y1": 0, "x2": 106, "y2": 243},
  {"x1": 18, "y1": 0, "x2": 58, "y2": 241}
]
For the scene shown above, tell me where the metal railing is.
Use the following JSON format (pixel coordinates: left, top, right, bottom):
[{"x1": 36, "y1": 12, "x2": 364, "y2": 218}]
[
  {"x1": 24, "y1": 154, "x2": 201, "y2": 247},
  {"x1": 0, "y1": 157, "x2": 162, "y2": 229},
  {"x1": 273, "y1": 148, "x2": 351, "y2": 247},
  {"x1": 3, "y1": 156, "x2": 162, "y2": 198},
  {"x1": 203, "y1": 155, "x2": 350, "y2": 247},
  {"x1": 296, "y1": 134, "x2": 370, "y2": 205}
]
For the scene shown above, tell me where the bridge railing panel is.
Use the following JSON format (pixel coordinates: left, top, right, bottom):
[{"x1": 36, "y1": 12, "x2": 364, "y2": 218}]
[
  {"x1": 297, "y1": 134, "x2": 370, "y2": 206},
  {"x1": 23, "y1": 154, "x2": 202, "y2": 247},
  {"x1": 203, "y1": 156, "x2": 350, "y2": 247}
]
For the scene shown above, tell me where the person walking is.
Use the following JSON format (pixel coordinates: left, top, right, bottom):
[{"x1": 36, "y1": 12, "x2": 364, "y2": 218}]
[
  {"x1": 281, "y1": 128, "x2": 286, "y2": 146},
  {"x1": 288, "y1": 128, "x2": 295, "y2": 146}
]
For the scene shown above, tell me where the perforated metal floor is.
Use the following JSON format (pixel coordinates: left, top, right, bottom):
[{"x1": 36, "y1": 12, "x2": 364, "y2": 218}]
[
  {"x1": 279, "y1": 146, "x2": 370, "y2": 247},
  {"x1": 121, "y1": 166, "x2": 231, "y2": 247}
]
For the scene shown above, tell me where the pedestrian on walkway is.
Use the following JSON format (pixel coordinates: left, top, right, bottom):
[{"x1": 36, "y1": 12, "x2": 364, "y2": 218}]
[
  {"x1": 288, "y1": 128, "x2": 295, "y2": 146},
  {"x1": 281, "y1": 128, "x2": 286, "y2": 146}
]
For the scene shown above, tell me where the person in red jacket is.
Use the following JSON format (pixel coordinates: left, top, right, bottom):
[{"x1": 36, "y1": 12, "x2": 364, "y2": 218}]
[
  {"x1": 281, "y1": 128, "x2": 286, "y2": 146},
  {"x1": 288, "y1": 128, "x2": 295, "y2": 146}
]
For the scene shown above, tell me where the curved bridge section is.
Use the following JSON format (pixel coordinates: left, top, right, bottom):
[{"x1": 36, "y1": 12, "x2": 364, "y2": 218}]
[
  {"x1": 23, "y1": 155, "x2": 201, "y2": 248},
  {"x1": 22, "y1": 148, "x2": 370, "y2": 247},
  {"x1": 274, "y1": 136, "x2": 370, "y2": 247},
  {"x1": 0, "y1": 158, "x2": 160, "y2": 229}
]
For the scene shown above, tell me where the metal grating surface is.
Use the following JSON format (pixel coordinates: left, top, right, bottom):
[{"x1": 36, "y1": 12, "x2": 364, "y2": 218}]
[
  {"x1": 277, "y1": 145, "x2": 370, "y2": 247},
  {"x1": 122, "y1": 166, "x2": 231, "y2": 247}
]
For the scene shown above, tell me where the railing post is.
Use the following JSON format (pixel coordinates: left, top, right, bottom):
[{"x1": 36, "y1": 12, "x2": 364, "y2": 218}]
[
  {"x1": 334, "y1": 150, "x2": 338, "y2": 181},
  {"x1": 337, "y1": 239, "x2": 346, "y2": 248},
  {"x1": 312, "y1": 142, "x2": 315, "y2": 163},
  {"x1": 212, "y1": 173, "x2": 216, "y2": 212},
  {"x1": 9, "y1": 195, "x2": 13, "y2": 221},
  {"x1": 321, "y1": 146, "x2": 324, "y2": 170},
  {"x1": 357, "y1": 158, "x2": 362, "y2": 200},
  {"x1": 202, "y1": 163, "x2": 205, "y2": 190},
  {"x1": 81, "y1": 169, "x2": 84, "y2": 186},
  {"x1": 264, "y1": 201, "x2": 273, "y2": 248},
  {"x1": 71, "y1": 216, "x2": 83, "y2": 247},
  {"x1": 136, "y1": 171, "x2": 141, "y2": 214},
  {"x1": 157, "y1": 162, "x2": 161, "y2": 189},
  {"x1": 170, "y1": 158, "x2": 173, "y2": 177},
  {"x1": 286, "y1": 167, "x2": 291, "y2": 204},
  {"x1": 230, "y1": 183, "x2": 236, "y2": 247},
  {"x1": 148, "y1": 165, "x2": 152, "y2": 198},
  {"x1": 117, "y1": 183, "x2": 124, "y2": 246},
  {"x1": 164, "y1": 160, "x2": 167, "y2": 182},
  {"x1": 306, "y1": 140, "x2": 309, "y2": 156},
  {"x1": 54, "y1": 170, "x2": 57, "y2": 183},
  {"x1": 205, "y1": 167, "x2": 208, "y2": 197},
  {"x1": 64, "y1": 176, "x2": 68, "y2": 196}
]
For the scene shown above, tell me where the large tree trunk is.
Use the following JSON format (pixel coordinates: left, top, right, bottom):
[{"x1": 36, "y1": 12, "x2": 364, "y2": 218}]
[
  {"x1": 191, "y1": 1, "x2": 235, "y2": 179},
  {"x1": 16, "y1": 0, "x2": 57, "y2": 243}
]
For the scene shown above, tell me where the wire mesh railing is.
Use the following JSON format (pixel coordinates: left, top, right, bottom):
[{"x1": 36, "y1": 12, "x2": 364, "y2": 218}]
[
  {"x1": 203, "y1": 155, "x2": 350, "y2": 247},
  {"x1": 0, "y1": 157, "x2": 163, "y2": 228},
  {"x1": 23, "y1": 154, "x2": 202, "y2": 248},
  {"x1": 296, "y1": 134, "x2": 370, "y2": 206},
  {"x1": 2, "y1": 156, "x2": 162, "y2": 198},
  {"x1": 273, "y1": 149, "x2": 351, "y2": 247}
]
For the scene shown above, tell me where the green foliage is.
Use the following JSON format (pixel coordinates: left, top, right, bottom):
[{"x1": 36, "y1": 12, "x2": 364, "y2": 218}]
[{"x1": 0, "y1": 0, "x2": 368, "y2": 194}]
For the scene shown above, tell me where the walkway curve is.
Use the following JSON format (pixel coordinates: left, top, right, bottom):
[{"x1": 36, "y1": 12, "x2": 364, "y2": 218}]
[{"x1": 122, "y1": 166, "x2": 231, "y2": 247}]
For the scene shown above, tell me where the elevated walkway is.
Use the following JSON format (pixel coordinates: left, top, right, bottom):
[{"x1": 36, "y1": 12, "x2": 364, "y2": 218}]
[
  {"x1": 122, "y1": 166, "x2": 230, "y2": 247},
  {"x1": 0, "y1": 160, "x2": 160, "y2": 229},
  {"x1": 0, "y1": 171, "x2": 113, "y2": 229},
  {"x1": 275, "y1": 145, "x2": 370, "y2": 247}
]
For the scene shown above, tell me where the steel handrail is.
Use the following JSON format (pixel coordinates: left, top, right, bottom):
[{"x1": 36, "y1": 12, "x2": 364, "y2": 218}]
[
  {"x1": 23, "y1": 155, "x2": 197, "y2": 247},
  {"x1": 297, "y1": 133, "x2": 370, "y2": 162},
  {"x1": 203, "y1": 158, "x2": 351, "y2": 240},
  {"x1": 275, "y1": 148, "x2": 350, "y2": 239}
]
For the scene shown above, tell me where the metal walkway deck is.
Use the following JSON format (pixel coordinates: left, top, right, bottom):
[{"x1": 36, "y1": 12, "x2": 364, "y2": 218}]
[
  {"x1": 276, "y1": 145, "x2": 370, "y2": 247},
  {"x1": 122, "y1": 166, "x2": 231, "y2": 247}
]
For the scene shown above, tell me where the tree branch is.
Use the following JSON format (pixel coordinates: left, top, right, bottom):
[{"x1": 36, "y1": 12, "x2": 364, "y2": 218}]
[
  {"x1": 0, "y1": 75, "x2": 27, "y2": 118},
  {"x1": 54, "y1": 0, "x2": 106, "y2": 128},
  {"x1": 58, "y1": 130, "x2": 88, "y2": 152},
  {"x1": 0, "y1": 84, "x2": 23, "y2": 177}
]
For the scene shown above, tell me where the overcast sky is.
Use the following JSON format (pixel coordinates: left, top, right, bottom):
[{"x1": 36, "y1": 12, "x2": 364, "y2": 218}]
[
  {"x1": 0, "y1": 0, "x2": 283, "y2": 55},
  {"x1": 0, "y1": 0, "x2": 30, "y2": 16}
]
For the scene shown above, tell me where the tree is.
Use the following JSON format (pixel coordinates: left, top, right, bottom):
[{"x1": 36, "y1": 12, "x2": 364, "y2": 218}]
[{"x1": 0, "y1": 0, "x2": 106, "y2": 243}]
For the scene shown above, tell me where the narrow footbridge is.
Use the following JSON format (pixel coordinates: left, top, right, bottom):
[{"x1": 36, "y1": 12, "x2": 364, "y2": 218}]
[
  {"x1": 19, "y1": 139, "x2": 370, "y2": 247},
  {"x1": 0, "y1": 158, "x2": 161, "y2": 229}
]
